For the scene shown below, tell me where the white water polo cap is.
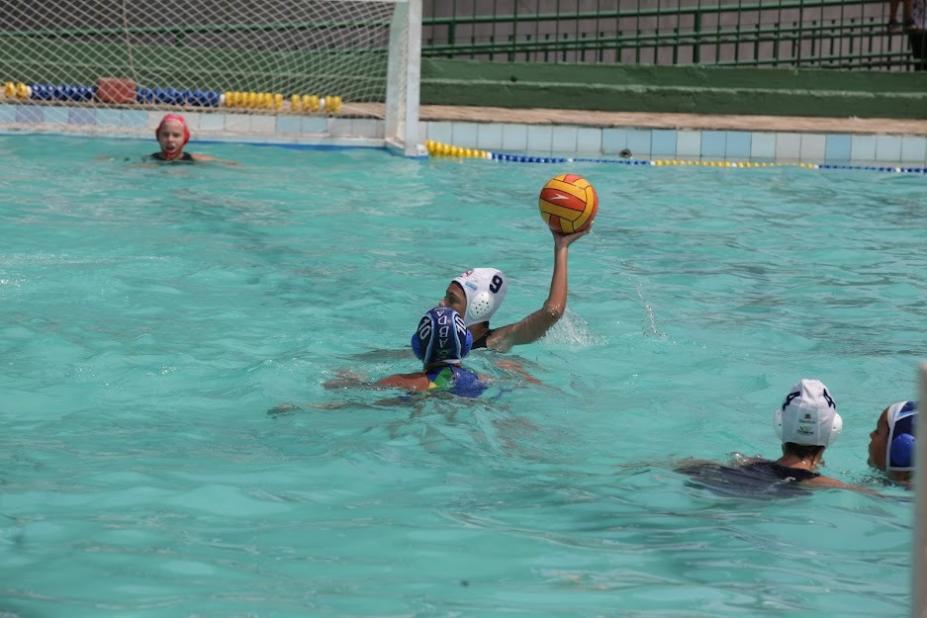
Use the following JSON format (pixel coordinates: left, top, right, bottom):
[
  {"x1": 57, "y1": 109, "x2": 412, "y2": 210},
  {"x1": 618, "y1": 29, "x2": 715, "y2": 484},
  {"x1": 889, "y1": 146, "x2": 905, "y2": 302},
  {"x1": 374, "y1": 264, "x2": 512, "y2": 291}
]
[
  {"x1": 774, "y1": 379, "x2": 843, "y2": 446},
  {"x1": 452, "y1": 268, "x2": 508, "y2": 327}
]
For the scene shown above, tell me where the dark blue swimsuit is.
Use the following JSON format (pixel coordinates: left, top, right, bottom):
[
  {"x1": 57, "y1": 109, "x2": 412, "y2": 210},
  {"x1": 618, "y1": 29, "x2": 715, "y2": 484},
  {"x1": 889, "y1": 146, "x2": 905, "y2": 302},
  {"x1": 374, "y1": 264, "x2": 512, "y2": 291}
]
[
  {"x1": 678, "y1": 460, "x2": 820, "y2": 497},
  {"x1": 425, "y1": 366, "x2": 487, "y2": 398},
  {"x1": 150, "y1": 152, "x2": 194, "y2": 162},
  {"x1": 471, "y1": 329, "x2": 494, "y2": 350}
]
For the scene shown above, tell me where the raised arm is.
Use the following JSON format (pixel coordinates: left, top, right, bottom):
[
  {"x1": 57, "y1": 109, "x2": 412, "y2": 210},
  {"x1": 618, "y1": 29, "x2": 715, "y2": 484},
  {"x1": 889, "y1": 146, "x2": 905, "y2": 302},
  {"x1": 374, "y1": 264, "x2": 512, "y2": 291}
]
[
  {"x1": 323, "y1": 370, "x2": 431, "y2": 392},
  {"x1": 485, "y1": 227, "x2": 588, "y2": 352}
]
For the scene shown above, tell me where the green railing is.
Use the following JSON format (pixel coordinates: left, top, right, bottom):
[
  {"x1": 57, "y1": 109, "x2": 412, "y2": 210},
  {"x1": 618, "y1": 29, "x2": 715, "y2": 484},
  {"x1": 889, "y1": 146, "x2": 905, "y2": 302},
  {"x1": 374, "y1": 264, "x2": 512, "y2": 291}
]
[{"x1": 422, "y1": 0, "x2": 926, "y2": 70}]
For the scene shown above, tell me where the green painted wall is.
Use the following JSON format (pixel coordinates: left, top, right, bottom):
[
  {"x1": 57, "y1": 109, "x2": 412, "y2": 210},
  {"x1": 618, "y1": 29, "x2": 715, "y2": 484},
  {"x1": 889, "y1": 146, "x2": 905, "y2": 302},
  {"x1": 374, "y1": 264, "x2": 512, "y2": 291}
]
[{"x1": 421, "y1": 59, "x2": 927, "y2": 118}]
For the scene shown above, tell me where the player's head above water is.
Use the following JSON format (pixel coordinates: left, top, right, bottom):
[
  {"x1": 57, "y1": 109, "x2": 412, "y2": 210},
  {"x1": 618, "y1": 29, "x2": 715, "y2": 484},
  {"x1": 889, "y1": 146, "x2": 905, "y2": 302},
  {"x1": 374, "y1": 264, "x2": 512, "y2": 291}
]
[
  {"x1": 441, "y1": 268, "x2": 508, "y2": 327},
  {"x1": 411, "y1": 306, "x2": 472, "y2": 368},
  {"x1": 868, "y1": 400, "x2": 917, "y2": 483},
  {"x1": 773, "y1": 378, "x2": 843, "y2": 464}
]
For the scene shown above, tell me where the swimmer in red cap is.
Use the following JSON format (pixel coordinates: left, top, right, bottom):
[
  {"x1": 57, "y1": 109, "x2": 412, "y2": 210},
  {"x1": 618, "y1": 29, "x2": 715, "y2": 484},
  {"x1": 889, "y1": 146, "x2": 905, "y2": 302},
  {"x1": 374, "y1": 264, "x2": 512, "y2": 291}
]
[{"x1": 151, "y1": 114, "x2": 213, "y2": 162}]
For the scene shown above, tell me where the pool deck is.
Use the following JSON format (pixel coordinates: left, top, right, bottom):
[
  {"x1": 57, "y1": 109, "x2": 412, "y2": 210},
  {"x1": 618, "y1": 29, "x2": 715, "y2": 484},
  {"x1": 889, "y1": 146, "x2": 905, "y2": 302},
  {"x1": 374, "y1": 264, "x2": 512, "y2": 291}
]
[
  {"x1": 418, "y1": 105, "x2": 927, "y2": 136},
  {"x1": 3, "y1": 98, "x2": 926, "y2": 137}
]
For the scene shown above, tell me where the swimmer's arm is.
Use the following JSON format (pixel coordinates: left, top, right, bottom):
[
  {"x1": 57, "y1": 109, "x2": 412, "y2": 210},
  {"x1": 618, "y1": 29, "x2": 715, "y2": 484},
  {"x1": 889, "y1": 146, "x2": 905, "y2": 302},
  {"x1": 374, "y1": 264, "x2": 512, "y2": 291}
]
[
  {"x1": 805, "y1": 475, "x2": 881, "y2": 496},
  {"x1": 494, "y1": 358, "x2": 541, "y2": 385},
  {"x1": 674, "y1": 457, "x2": 720, "y2": 470},
  {"x1": 374, "y1": 372, "x2": 432, "y2": 392},
  {"x1": 486, "y1": 228, "x2": 588, "y2": 352},
  {"x1": 190, "y1": 153, "x2": 240, "y2": 166},
  {"x1": 323, "y1": 368, "x2": 430, "y2": 392},
  {"x1": 323, "y1": 370, "x2": 371, "y2": 389}
]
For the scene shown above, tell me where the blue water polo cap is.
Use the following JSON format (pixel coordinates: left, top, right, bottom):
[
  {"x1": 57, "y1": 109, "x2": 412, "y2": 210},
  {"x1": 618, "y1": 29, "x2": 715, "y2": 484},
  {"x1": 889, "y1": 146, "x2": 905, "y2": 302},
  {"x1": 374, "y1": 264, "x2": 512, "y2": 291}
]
[
  {"x1": 887, "y1": 400, "x2": 917, "y2": 472},
  {"x1": 411, "y1": 307, "x2": 472, "y2": 367}
]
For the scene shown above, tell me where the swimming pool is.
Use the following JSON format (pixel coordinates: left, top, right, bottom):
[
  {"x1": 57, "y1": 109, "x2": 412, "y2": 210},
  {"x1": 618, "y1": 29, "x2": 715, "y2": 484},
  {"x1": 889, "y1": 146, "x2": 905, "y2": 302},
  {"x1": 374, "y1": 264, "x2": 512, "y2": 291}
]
[{"x1": 1, "y1": 134, "x2": 924, "y2": 616}]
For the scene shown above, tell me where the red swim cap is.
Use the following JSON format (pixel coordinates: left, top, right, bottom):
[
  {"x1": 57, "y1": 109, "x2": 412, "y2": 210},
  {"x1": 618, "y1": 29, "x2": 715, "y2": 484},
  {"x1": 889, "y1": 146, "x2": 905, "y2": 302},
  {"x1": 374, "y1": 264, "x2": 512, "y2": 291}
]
[{"x1": 155, "y1": 114, "x2": 190, "y2": 145}]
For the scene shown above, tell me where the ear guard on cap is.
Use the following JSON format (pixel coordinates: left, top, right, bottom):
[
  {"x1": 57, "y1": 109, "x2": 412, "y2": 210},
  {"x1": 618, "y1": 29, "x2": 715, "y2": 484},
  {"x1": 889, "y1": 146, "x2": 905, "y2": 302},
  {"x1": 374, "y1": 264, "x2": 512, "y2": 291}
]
[
  {"x1": 774, "y1": 407, "x2": 843, "y2": 444},
  {"x1": 886, "y1": 400, "x2": 917, "y2": 472},
  {"x1": 889, "y1": 434, "x2": 916, "y2": 472},
  {"x1": 828, "y1": 411, "x2": 843, "y2": 443},
  {"x1": 452, "y1": 268, "x2": 508, "y2": 327}
]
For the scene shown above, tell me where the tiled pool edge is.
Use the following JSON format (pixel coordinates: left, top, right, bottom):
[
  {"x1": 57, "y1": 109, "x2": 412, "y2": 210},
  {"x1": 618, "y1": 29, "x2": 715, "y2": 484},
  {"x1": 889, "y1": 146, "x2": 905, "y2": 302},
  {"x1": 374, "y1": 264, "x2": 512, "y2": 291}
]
[
  {"x1": 1, "y1": 103, "x2": 926, "y2": 166},
  {"x1": 423, "y1": 120, "x2": 927, "y2": 166},
  {"x1": 0, "y1": 104, "x2": 386, "y2": 148}
]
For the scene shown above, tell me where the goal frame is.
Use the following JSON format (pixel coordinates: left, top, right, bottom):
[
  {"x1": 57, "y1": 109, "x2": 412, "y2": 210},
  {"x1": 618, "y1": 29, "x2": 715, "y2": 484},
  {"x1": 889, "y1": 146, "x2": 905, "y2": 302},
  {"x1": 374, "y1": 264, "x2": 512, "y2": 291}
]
[
  {"x1": 0, "y1": 0, "x2": 423, "y2": 156},
  {"x1": 385, "y1": 0, "x2": 423, "y2": 157}
]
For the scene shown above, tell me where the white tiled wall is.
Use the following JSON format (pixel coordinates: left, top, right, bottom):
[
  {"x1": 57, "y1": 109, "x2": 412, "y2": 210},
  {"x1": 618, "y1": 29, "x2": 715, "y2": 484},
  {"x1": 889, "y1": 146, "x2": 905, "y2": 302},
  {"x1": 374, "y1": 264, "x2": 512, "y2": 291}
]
[
  {"x1": 0, "y1": 103, "x2": 389, "y2": 148},
  {"x1": 1, "y1": 103, "x2": 925, "y2": 166},
  {"x1": 422, "y1": 120, "x2": 927, "y2": 166}
]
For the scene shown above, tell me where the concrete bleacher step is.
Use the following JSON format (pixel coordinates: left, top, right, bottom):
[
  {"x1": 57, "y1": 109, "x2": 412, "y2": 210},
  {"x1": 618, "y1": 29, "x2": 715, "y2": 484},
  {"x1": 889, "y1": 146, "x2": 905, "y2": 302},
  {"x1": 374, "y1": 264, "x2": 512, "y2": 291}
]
[{"x1": 421, "y1": 58, "x2": 927, "y2": 119}]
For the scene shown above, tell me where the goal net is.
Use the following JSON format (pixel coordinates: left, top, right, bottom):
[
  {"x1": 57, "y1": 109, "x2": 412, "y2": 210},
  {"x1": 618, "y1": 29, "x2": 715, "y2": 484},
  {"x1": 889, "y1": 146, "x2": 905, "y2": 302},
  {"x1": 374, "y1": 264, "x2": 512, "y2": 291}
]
[{"x1": 0, "y1": 0, "x2": 421, "y2": 152}]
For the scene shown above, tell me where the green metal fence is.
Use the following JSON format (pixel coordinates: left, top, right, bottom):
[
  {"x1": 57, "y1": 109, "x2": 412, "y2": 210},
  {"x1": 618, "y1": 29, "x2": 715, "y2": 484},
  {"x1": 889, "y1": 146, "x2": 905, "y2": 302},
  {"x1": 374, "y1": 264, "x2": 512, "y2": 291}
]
[{"x1": 422, "y1": 0, "x2": 927, "y2": 71}]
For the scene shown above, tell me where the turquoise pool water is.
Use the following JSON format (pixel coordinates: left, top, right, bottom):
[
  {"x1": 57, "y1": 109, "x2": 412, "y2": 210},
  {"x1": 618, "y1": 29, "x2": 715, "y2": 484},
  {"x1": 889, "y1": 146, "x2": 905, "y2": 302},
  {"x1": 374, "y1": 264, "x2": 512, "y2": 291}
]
[{"x1": 1, "y1": 134, "x2": 925, "y2": 617}]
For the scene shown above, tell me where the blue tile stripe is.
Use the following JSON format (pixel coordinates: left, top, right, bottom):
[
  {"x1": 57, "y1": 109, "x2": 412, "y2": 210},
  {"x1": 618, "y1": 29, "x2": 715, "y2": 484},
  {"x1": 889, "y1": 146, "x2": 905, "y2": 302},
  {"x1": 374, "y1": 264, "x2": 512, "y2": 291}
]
[{"x1": 825, "y1": 134, "x2": 852, "y2": 161}]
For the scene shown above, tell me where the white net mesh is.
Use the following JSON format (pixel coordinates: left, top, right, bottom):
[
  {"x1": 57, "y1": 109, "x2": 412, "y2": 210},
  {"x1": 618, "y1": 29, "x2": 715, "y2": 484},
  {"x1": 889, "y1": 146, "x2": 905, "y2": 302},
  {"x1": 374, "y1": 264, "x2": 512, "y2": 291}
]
[{"x1": 0, "y1": 0, "x2": 409, "y2": 116}]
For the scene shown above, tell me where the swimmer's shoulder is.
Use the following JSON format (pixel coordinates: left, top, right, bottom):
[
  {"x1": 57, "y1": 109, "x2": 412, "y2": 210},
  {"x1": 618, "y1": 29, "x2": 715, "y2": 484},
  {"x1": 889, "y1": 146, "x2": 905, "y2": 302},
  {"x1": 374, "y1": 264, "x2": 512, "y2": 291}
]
[
  {"x1": 744, "y1": 460, "x2": 820, "y2": 481},
  {"x1": 471, "y1": 328, "x2": 494, "y2": 350},
  {"x1": 678, "y1": 458, "x2": 875, "y2": 496},
  {"x1": 677, "y1": 458, "x2": 812, "y2": 497},
  {"x1": 191, "y1": 153, "x2": 239, "y2": 165}
]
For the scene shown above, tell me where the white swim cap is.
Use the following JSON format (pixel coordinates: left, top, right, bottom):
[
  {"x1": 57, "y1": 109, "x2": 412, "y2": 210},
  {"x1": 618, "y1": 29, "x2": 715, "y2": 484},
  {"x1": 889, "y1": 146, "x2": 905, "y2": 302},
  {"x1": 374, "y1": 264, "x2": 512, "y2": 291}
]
[
  {"x1": 452, "y1": 268, "x2": 508, "y2": 327},
  {"x1": 773, "y1": 379, "x2": 843, "y2": 446}
]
